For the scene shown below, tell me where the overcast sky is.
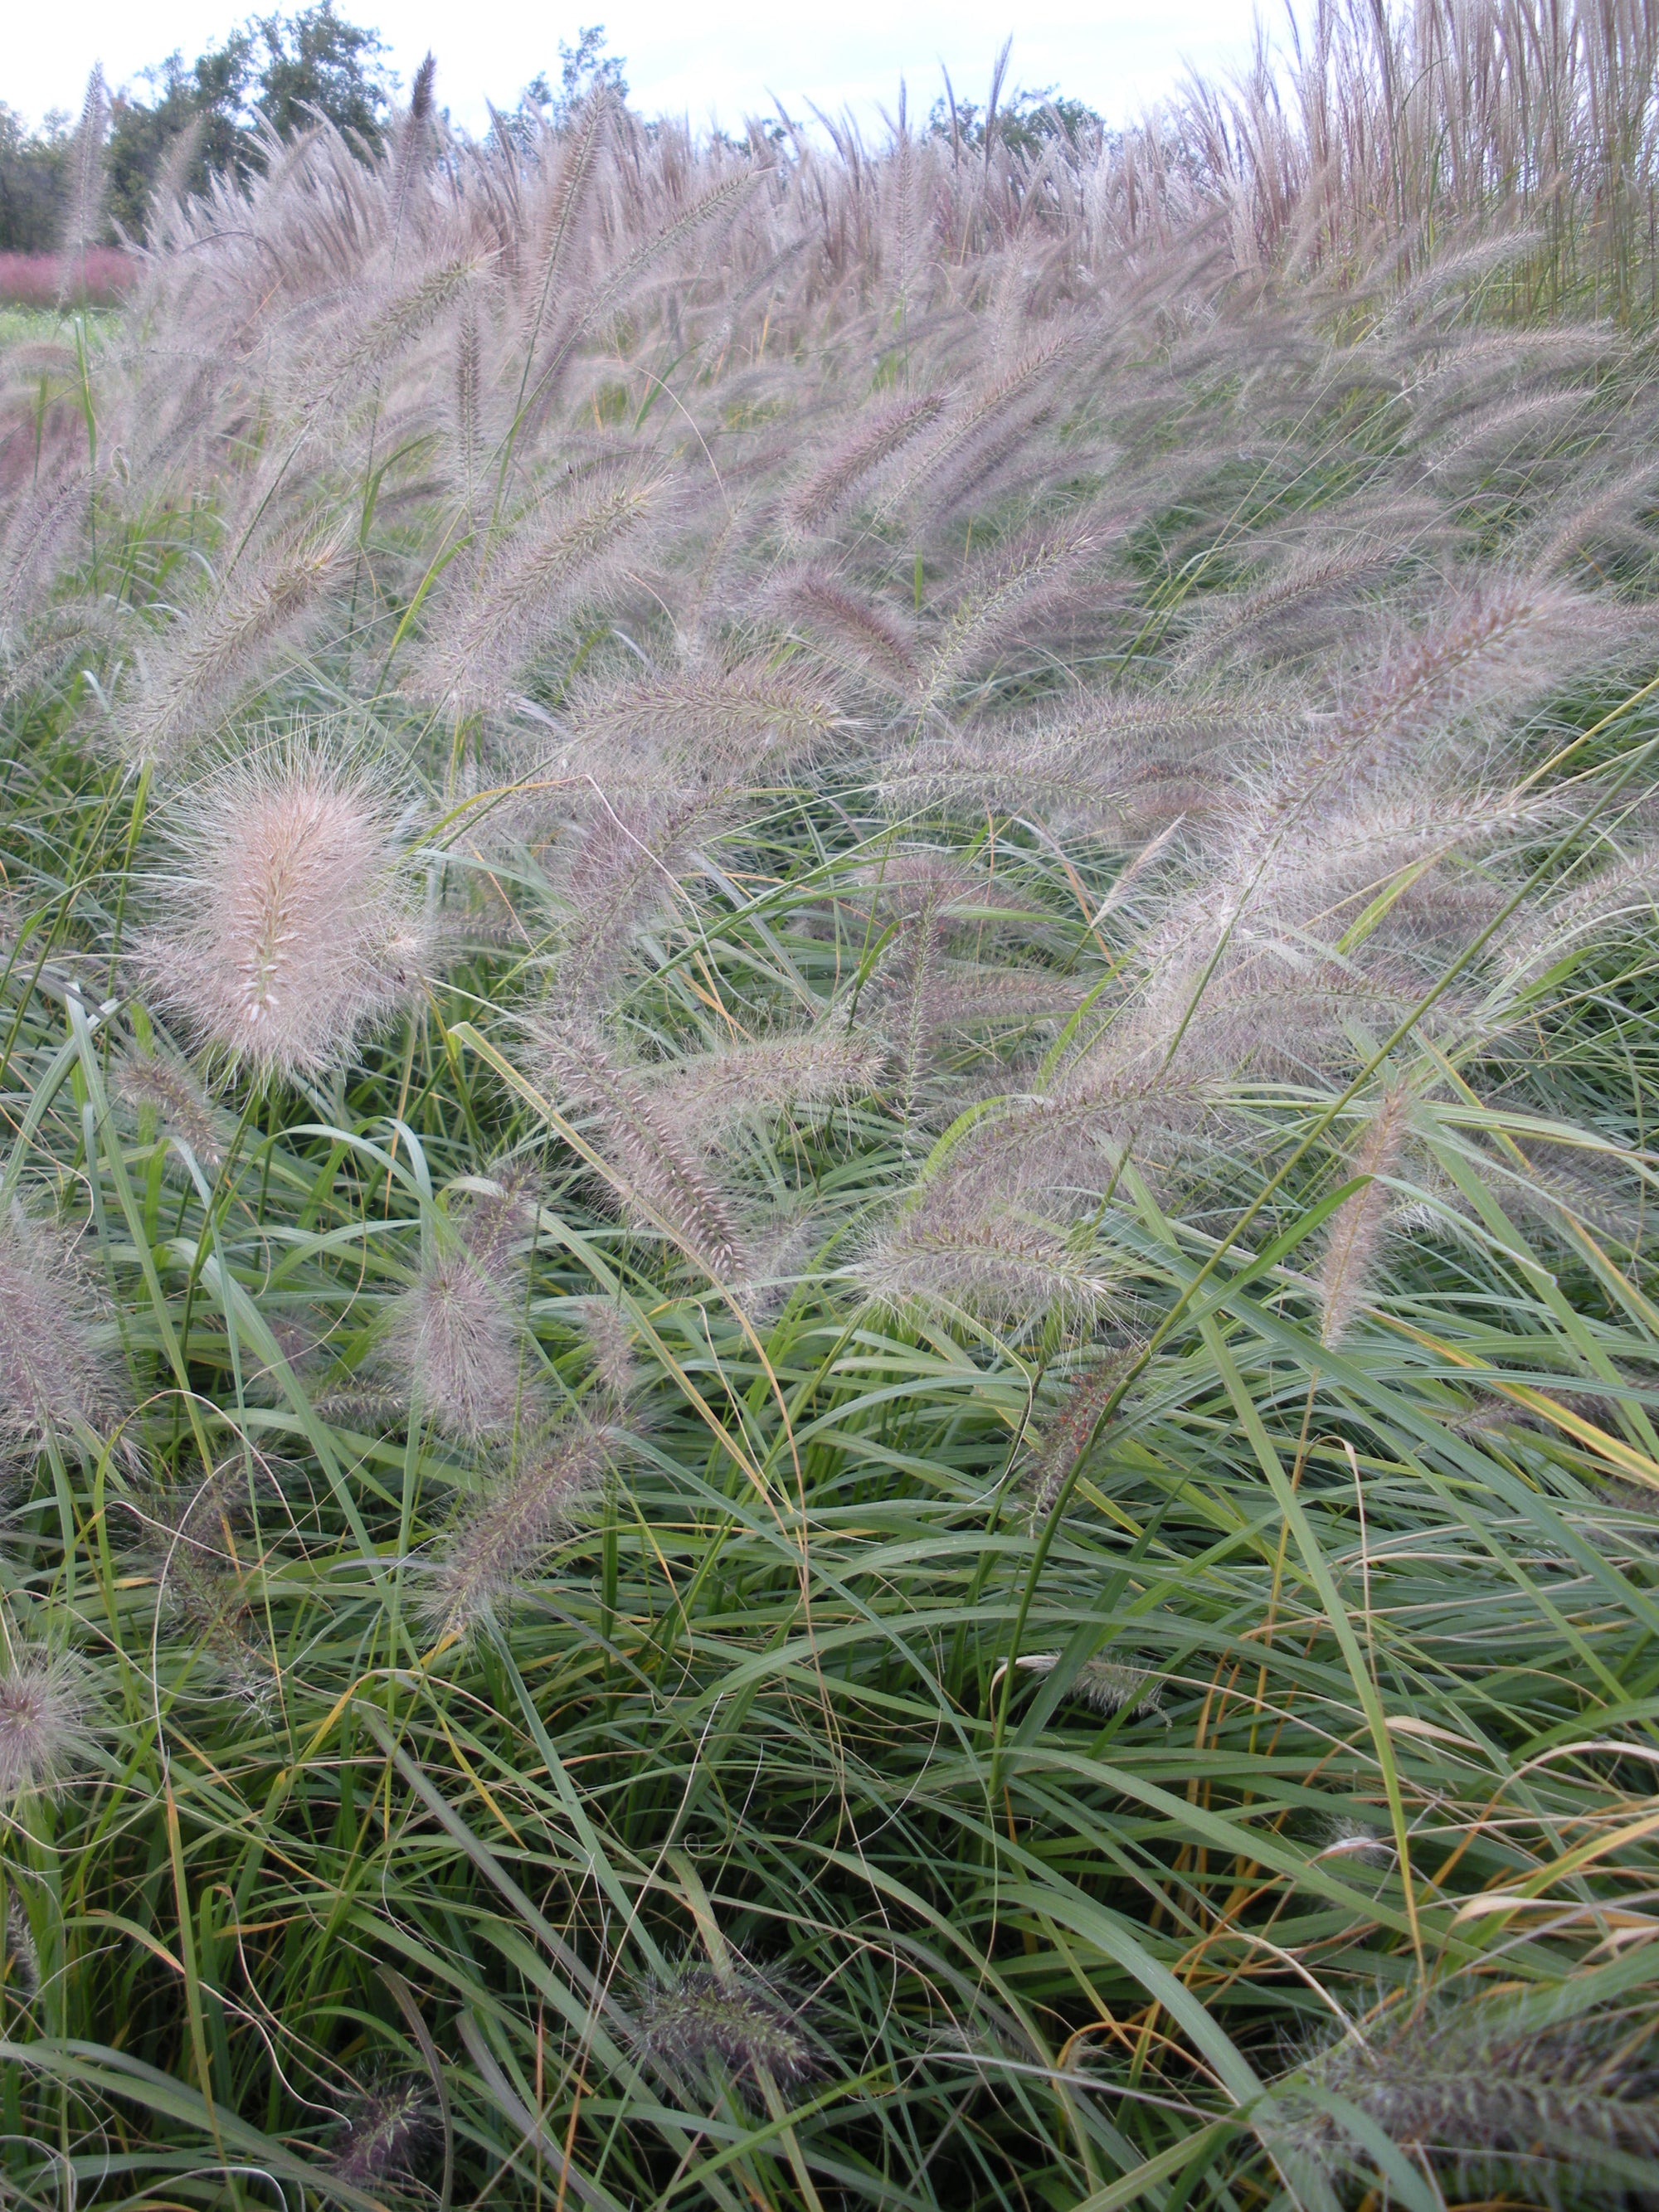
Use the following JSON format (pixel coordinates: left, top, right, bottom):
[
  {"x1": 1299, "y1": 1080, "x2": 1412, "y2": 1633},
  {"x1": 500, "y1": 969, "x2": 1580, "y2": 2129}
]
[{"x1": 8, "y1": 1, "x2": 1261, "y2": 137}]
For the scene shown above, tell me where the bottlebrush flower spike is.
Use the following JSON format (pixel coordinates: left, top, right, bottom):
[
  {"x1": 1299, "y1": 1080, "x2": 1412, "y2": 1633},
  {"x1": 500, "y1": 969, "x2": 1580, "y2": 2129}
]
[
  {"x1": 1267, "y1": 1986, "x2": 1659, "y2": 2198},
  {"x1": 531, "y1": 1018, "x2": 746, "y2": 1278},
  {"x1": 422, "y1": 1419, "x2": 610, "y2": 1639},
  {"x1": 326, "y1": 2076, "x2": 435, "y2": 2189},
  {"x1": 0, "y1": 1646, "x2": 95, "y2": 1804},
  {"x1": 635, "y1": 1959, "x2": 820, "y2": 2091},
  {"x1": 1314, "y1": 1084, "x2": 1411, "y2": 1345},
  {"x1": 113, "y1": 1047, "x2": 231, "y2": 1174},
  {"x1": 132, "y1": 746, "x2": 430, "y2": 1080},
  {"x1": 0, "y1": 1208, "x2": 120, "y2": 1452},
  {"x1": 385, "y1": 1242, "x2": 535, "y2": 1444},
  {"x1": 1000, "y1": 1650, "x2": 1165, "y2": 1721}
]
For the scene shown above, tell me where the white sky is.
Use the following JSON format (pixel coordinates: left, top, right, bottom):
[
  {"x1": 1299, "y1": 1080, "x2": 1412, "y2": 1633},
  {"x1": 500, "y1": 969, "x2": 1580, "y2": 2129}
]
[{"x1": 8, "y1": 2, "x2": 1262, "y2": 138}]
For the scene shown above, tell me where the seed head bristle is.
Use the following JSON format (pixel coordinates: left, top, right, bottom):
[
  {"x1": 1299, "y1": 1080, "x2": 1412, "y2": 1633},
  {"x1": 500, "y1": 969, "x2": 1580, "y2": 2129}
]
[
  {"x1": 113, "y1": 1049, "x2": 229, "y2": 1172},
  {"x1": 1314, "y1": 1084, "x2": 1412, "y2": 1346},
  {"x1": 635, "y1": 1960, "x2": 820, "y2": 2091},
  {"x1": 2, "y1": 1889, "x2": 39, "y2": 1999},
  {"x1": 0, "y1": 1208, "x2": 120, "y2": 1453},
  {"x1": 327, "y1": 2075, "x2": 435, "y2": 2188},
  {"x1": 423, "y1": 1421, "x2": 610, "y2": 1639},
  {"x1": 0, "y1": 1647, "x2": 95, "y2": 1803},
  {"x1": 133, "y1": 746, "x2": 429, "y2": 1079},
  {"x1": 1267, "y1": 1987, "x2": 1659, "y2": 2196}
]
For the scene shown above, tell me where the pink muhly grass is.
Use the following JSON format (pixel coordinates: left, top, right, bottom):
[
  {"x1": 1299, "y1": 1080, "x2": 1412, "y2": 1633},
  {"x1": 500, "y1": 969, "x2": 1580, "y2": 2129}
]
[
  {"x1": 1314, "y1": 1084, "x2": 1412, "y2": 1345},
  {"x1": 0, "y1": 1646, "x2": 95, "y2": 1804},
  {"x1": 133, "y1": 749, "x2": 430, "y2": 1080},
  {"x1": 635, "y1": 1959, "x2": 820, "y2": 2092},
  {"x1": 0, "y1": 1209, "x2": 120, "y2": 1452},
  {"x1": 422, "y1": 1421, "x2": 609, "y2": 1639},
  {"x1": 0, "y1": 251, "x2": 134, "y2": 309}
]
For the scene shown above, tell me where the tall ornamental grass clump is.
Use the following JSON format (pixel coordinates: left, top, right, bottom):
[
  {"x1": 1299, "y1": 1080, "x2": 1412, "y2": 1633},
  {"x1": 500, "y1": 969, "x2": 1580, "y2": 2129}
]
[{"x1": 2, "y1": 11, "x2": 1659, "y2": 2206}]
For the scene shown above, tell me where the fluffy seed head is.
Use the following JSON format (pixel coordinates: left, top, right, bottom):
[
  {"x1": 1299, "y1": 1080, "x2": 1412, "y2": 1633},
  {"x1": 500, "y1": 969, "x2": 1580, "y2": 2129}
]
[
  {"x1": 1013, "y1": 1650, "x2": 1165, "y2": 1720},
  {"x1": 422, "y1": 1422, "x2": 610, "y2": 1640},
  {"x1": 132, "y1": 747, "x2": 429, "y2": 1079},
  {"x1": 855, "y1": 1187, "x2": 1117, "y2": 1329},
  {"x1": 1314, "y1": 1814, "x2": 1395, "y2": 1868},
  {"x1": 532, "y1": 1018, "x2": 746, "y2": 1278},
  {"x1": 572, "y1": 1298, "x2": 640, "y2": 1401},
  {"x1": 1314, "y1": 1084, "x2": 1412, "y2": 1346},
  {"x1": 1267, "y1": 1989, "x2": 1659, "y2": 2197},
  {"x1": 635, "y1": 1961, "x2": 820, "y2": 2091},
  {"x1": 327, "y1": 2076, "x2": 435, "y2": 2189},
  {"x1": 385, "y1": 1250, "x2": 532, "y2": 1443},
  {"x1": 112, "y1": 1049, "x2": 229, "y2": 1173},
  {"x1": 1024, "y1": 1350, "x2": 1138, "y2": 1512},
  {"x1": 0, "y1": 1208, "x2": 119, "y2": 1452},
  {"x1": 0, "y1": 1647, "x2": 95, "y2": 1803},
  {"x1": 2, "y1": 1889, "x2": 39, "y2": 1998}
]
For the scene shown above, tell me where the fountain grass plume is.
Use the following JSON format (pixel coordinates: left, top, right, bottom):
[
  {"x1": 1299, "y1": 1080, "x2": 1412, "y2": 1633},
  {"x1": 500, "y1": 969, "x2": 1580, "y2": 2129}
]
[
  {"x1": 112, "y1": 1048, "x2": 231, "y2": 1174},
  {"x1": 1314, "y1": 1083, "x2": 1413, "y2": 1345},
  {"x1": 0, "y1": 1646, "x2": 95, "y2": 1804},
  {"x1": 530, "y1": 1017, "x2": 746, "y2": 1277},
  {"x1": 422, "y1": 1420, "x2": 611, "y2": 1640},
  {"x1": 326, "y1": 2076, "x2": 435, "y2": 2189},
  {"x1": 0, "y1": 1208, "x2": 121, "y2": 1454},
  {"x1": 132, "y1": 741, "x2": 430, "y2": 1080},
  {"x1": 635, "y1": 1958, "x2": 820, "y2": 2093},
  {"x1": 1268, "y1": 1986, "x2": 1659, "y2": 2200}
]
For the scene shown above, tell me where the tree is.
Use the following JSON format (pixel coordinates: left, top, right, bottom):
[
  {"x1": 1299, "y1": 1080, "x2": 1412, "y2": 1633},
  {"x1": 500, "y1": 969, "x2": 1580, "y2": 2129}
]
[
  {"x1": 520, "y1": 26, "x2": 628, "y2": 128},
  {"x1": 0, "y1": 105, "x2": 69, "y2": 253},
  {"x1": 927, "y1": 83, "x2": 1103, "y2": 161},
  {"x1": 250, "y1": 3, "x2": 392, "y2": 144},
  {"x1": 101, "y1": 7, "x2": 391, "y2": 241},
  {"x1": 106, "y1": 38, "x2": 253, "y2": 236}
]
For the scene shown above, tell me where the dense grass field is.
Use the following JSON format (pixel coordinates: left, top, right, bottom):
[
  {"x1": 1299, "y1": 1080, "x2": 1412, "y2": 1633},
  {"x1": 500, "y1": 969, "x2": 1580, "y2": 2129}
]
[{"x1": 4, "y1": 7, "x2": 1659, "y2": 2207}]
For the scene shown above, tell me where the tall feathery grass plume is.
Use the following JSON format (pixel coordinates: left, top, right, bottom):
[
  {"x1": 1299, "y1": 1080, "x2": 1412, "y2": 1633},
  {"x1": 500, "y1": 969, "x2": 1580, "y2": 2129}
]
[
  {"x1": 529, "y1": 1018, "x2": 747, "y2": 1277},
  {"x1": 384, "y1": 1178, "x2": 542, "y2": 1442},
  {"x1": 1000, "y1": 1650, "x2": 1166, "y2": 1722},
  {"x1": 112, "y1": 1046, "x2": 231, "y2": 1175},
  {"x1": 131, "y1": 744, "x2": 431, "y2": 1080},
  {"x1": 1024, "y1": 1348, "x2": 1140, "y2": 1513},
  {"x1": 115, "y1": 525, "x2": 352, "y2": 766},
  {"x1": 634, "y1": 1958, "x2": 821, "y2": 2093},
  {"x1": 854, "y1": 1182, "x2": 1120, "y2": 1330},
  {"x1": 421, "y1": 1418, "x2": 611, "y2": 1641},
  {"x1": 325, "y1": 2076, "x2": 435, "y2": 2190},
  {"x1": 1266, "y1": 1986, "x2": 1659, "y2": 2200},
  {"x1": 0, "y1": 1208, "x2": 121, "y2": 1455},
  {"x1": 1312, "y1": 1083, "x2": 1413, "y2": 1345},
  {"x1": 0, "y1": 1646, "x2": 96, "y2": 1805},
  {"x1": 56, "y1": 70, "x2": 110, "y2": 308}
]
